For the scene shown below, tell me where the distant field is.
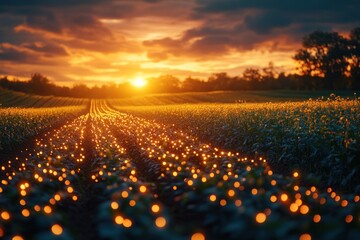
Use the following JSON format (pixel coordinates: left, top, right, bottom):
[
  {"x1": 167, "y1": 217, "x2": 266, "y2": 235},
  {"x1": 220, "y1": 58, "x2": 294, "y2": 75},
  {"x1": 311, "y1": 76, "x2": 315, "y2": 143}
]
[
  {"x1": 111, "y1": 90, "x2": 358, "y2": 106},
  {"x1": 0, "y1": 87, "x2": 88, "y2": 108},
  {"x1": 0, "y1": 88, "x2": 89, "y2": 151}
]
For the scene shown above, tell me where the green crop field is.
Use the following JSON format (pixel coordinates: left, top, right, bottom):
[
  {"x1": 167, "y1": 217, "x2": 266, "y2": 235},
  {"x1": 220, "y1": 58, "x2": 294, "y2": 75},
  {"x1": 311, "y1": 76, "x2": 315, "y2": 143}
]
[
  {"x1": 0, "y1": 89, "x2": 359, "y2": 240},
  {"x1": 0, "y1": 87, "x2": 88, "y2": 108},
  {"x1": 111, "y1": 90, "x2": 357, "y2": 106}
]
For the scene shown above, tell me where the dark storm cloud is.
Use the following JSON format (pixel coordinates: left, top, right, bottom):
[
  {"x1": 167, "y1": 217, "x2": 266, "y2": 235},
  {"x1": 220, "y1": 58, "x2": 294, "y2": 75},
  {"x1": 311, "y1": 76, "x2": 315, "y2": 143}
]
[
  {"x1": 0, "y1": 44, "x2": 42, "y2": 64},
  {"x1": 24, "y1": 11, "x2": 62, "y2": 33},
  {"x1": 195, "y1": 0, "x2": 360, "y2": 33},
  {"x1": 23, "y1": 42, "x2": 68, "y2": 56},
  {"x1": 144, "y1": 0, "x2": 360, "y2": 59}
]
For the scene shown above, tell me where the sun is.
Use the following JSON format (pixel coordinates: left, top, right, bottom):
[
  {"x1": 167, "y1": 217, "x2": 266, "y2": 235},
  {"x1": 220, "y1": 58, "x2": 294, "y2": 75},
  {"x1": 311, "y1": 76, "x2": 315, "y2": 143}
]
[{"x1": 131, "y1": 77, "x2": 147, "y2": 88}]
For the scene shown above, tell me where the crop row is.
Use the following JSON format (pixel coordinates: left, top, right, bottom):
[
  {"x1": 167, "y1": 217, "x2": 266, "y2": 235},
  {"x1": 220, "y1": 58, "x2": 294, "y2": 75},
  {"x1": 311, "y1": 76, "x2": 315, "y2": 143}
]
[
  {"x1": 0, "y1": 88, "x2": 88, "y2": 108},
  {"x1": 113, "y1": 98, "x2": 360, "y2": 191},
  {"x1": 0, "y1": 106, "x2": 87, "y2": 151},
  {"x1": 0, "y1": 113, "x2": 88, "y2": 239}
]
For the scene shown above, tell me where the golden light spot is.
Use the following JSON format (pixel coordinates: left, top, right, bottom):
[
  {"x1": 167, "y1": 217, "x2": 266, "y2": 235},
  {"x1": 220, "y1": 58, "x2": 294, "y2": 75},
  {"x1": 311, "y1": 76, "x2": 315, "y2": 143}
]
[
  {"x1": 280, "y1": 193, "x2": 288, "y2": 202},
  {"x1": 220, "y1": 199, "x2": 227, "y2": 206},
  {"x1": 345, "y1": 215, "x2": 353, "y2": 223},
  {"x1": 12, "y1": 236, "x2": 24, "y2": 240},
  {"x1": 155, "y1": 217, "x2": 167, "y2": 228},
  {"x1": 299, "y1": 233, "x2": 311, "y2": 240},
  {"x1": 44, "y1": 205, "x2": 52, "y2": 214},
  {"x1": 34, "y1": 205, "x2": 41, "y2": 212},
  {"x1": 54, "y1": 194, "x2": 61, "y2": 201},
  {"x1": 251, "y1": 189, "x2": 258, "y2": 195},
  {"x1": 49, "y1": 198, "x2": 56, "y2": 205},
  {"x1": 270, "y1": 195, "x2": 277, "y2": 202},
  {"x1": 293, "y1": 171, "x2": 299, "y2": 178},
  {"x1": 172, "y1": 171, "x2": 178, "y2": 177},
  {"x1": 111, "y1": 202, "x2": 119, "y2": 210},
  {"x1": 129, "y1": 200, "x2": 136, "y2": 207},
  {"x1": 22, "y1": 209, "x2": 30, "y2": 217},
  {"x1": 139, "y1": 185, "x2": 147, "y2": 193},
  {"x1": 268, "y1": 170, "x2": 273, "y2": 176},
  {"x1": 234, "y1": 181, "x2": 240, "y2": 188},
  {"x1": 295, "y1": 199, "x2": 303, "y2": 206},
  {"x1": 299, "y1": 205, "x2": 309, "y2": 214},
  {"x1": 122, "y1": 191, "x2": 129, "y2": 198},
  {"x1": 115, "y1": 215, "x2": 124, "y2": 225},
  {"x1": 191, "y1": 232, "x2": 205, "y2": 240},
  {"x1": 290, "y1": 203, "x2": 299, "y2": 212},
  {"x1": 123, "y1": 219, "x2": 132, "y2": 228},
  {"x1": 1, "y1": 211, "x2": 10, "y2": 220},
  {"x1": 209, "y1": 194, "x2": 217, "y2": 202},
  {"x1": 341, "y1": 200, "x2": 348, "y2": 207},
  {"x1": 187, "y1": 180, "x2": 194, "y2": 186},
  {"x1": 67, "y1": 186, "x2": 74, "y2": 193},
  {"x1": 152, "y1": 204, "x2": 160, "y2": 213},
  {"x1": 313, "y1": 214, "x2": 321, "y2": 223},
  {"x1": 235, "y1": 199, "x2": 242, "y2": 207},
  {"x1": 20, "y1": 199, "x2": 26, "y2": 206},
  {"x1": 228, "y1": 189, "x2": 235, "y2": 197},
  {"x1": 51, "y1": 224, "x2": 63, "y2": 235},
  {"x1": 72, "y1": 195, "x2": 78, "y2": 201},
  {"x1": 255, "y1": 212, "x2": 267, "y2": 224},
  {"x1": 271, "y1": 180, "x2": 276, "y2": 186}
]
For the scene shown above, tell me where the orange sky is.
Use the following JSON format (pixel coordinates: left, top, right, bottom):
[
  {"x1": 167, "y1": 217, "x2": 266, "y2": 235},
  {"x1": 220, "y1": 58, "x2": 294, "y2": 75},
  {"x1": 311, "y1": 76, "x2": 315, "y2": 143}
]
[{"x1": 0, "y1": 0, "x2": 359, "y2": 86}]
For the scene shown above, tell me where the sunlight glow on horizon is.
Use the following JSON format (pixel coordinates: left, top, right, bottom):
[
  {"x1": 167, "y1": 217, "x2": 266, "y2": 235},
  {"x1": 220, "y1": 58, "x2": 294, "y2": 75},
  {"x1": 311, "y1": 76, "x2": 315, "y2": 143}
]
[{"x1": 130, "y1": 77, "x2": 147, "y2": 88}]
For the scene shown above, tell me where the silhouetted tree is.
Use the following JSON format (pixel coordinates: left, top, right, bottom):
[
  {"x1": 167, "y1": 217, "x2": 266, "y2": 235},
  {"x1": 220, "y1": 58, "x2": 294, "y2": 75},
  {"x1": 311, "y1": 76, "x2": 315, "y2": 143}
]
[
  {"x1": 349, "y1": 27, "x2": 360, "y2": 89},
  {"x1": 148, "y1": 75, "x2": 181, "y2": 93},
  {"x1": 207, "y1": 72, "x2": 234, "y2": 90},
  {"x1": 182, "y1": 77, "x2": 209, "y2": 92},
  {"x1": 242, "y1": 68, "x2": 262, "y2": 89},
  {"x1": 294, "y1": 31, "x2": 349, "y2": 90}
]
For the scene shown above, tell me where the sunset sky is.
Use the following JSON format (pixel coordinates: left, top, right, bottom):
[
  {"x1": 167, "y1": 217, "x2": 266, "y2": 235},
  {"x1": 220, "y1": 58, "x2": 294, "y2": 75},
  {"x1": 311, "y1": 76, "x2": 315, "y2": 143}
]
[{"x1": 0, "y1": 0, "x2": 359, "y2": 86}]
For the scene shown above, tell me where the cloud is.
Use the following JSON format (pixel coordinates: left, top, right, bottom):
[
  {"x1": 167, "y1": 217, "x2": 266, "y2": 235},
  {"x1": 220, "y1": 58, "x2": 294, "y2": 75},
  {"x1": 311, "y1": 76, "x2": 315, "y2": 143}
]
[
  {"x1": 1, "y1": 0, "x2": 359, "y2": 85},
  {"x1": 194, "y1": 0, "x2": 360, "y2": 33},
  {"x1": 22, "y1": 42, "x2": 68, "y2": 56},
  {"x1": 0, "y1": 43, "x2": 41, "y2": 63},
  {"x1": 147, "y1": 51, "x2": 168, "y2": 61}
]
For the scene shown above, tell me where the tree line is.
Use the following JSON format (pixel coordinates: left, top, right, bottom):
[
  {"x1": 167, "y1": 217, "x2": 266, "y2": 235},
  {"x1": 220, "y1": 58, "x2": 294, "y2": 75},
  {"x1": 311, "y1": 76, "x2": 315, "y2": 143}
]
[{"x1": 0, "y1": 28, "x2": 359, "y2": 98}]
